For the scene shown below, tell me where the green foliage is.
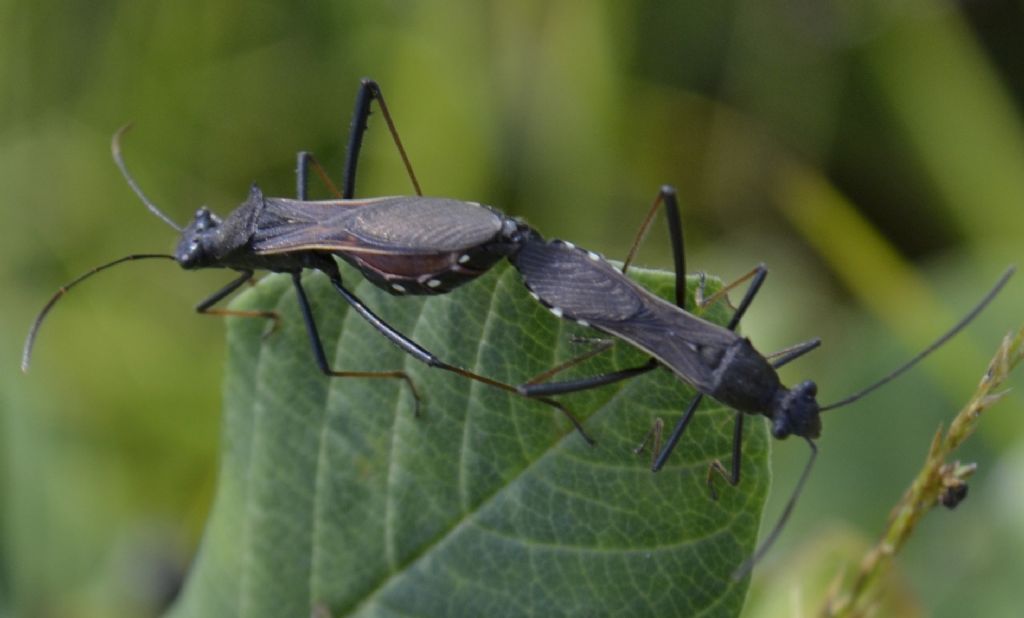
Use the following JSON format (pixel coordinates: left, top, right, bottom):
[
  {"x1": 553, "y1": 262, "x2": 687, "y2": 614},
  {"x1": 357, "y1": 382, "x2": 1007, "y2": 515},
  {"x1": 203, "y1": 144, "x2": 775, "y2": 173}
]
[
  {"x1": 168, "y1": 264, "x2": 768, "y2": 617},
  {"x1": 6, "y1": 3, "x2": 1022, "y2": 616}
]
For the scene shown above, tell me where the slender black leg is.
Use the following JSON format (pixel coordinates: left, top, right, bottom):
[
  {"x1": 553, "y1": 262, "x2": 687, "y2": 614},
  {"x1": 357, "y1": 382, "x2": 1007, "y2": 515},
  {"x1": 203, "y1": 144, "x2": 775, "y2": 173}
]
[
  {"x1": 291, "y1": 272, "x2": 424, "y2": 414},
  {"x1": 662, "y1": 186, "x2": 687, "y2": 310},
  {"x1": 297, "y1": 151, "x2": 343, "y2": 199},
  {"x1": 520, "y1": 185, "x2": 683, "y2": 397},
  {"x1": 343, "y1": 79, "x2": 374, "y2": 198},
  {"x1": 696, "y1": 266, "x2": 760, "y2": 312},
  {"x1": 289, "y1": 160, "x2": 426, "y2": 412},
  {"x1": 343, "y1": 78, "x2": 422, "y2": 198},
  {"x1": 725, "y1": 266, "x2": 766, "y2": 330},
  {"x1": 650, "y1": 265, "x2": 768, "y2": 472},
  {"x1": 518, "y1": 359, "x2": 659, "y2": 397},
  {"x1": 196, "y1": 270, "x2": 254, "y2": 311},
  {"x1": 649, "y1": 393, "x2": 703, "y2": 471},
  {"x1": 621, "y1": 186, "x2": 687, "y2": 310},
  {"x1": 297, "y1": 151, "x2": 310, "y2": 200},
  {"x1": 195, "y1": 270, "x2": 280, "y2": 332},
  {"x1": 767, "y1": 337, "x2": 822, "y2": 368},
  {"x1": 322, "y1": 268, "x2": 594, "y2": 443},
  {"x1": 700, "y1": 336, "x2": 821, "y2": 494},
  {"x1": 517, "y1": 187, "x2": 684, "y2": 441},
  {"x1": 624, "y1": 183, "x2": 762, "y2": 317},
  {"x1": 522, "y1": 183, "x2": 770, "y2": 470},
  {"x1": 293, "y1": 149, "x2": 431, "y2": 412}
]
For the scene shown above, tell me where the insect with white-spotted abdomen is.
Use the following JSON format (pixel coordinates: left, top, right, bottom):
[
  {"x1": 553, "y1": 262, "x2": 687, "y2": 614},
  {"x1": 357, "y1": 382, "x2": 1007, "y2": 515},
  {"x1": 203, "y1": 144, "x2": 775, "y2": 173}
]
[
  {"x1": 510, "y1": 185, "x2": 1013, "y2": 575},
  {"x1": 22, "y1": 78, "x2": 594, "y2": 440}
]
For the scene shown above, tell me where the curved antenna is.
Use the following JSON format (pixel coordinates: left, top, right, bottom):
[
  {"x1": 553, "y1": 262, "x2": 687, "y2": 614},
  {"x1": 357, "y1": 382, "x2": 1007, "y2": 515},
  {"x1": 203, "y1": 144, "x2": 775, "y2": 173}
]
[
  {"x1": 21, "y1": 254, "x2": 177, "y2": 372},
  {"x1": 732, "y1": 438, "x2": 818, "y2": 580},
  {"x1": 111, "y1": 124, "x2": 183, "y2": 231},
  {"x1": 820, "y1": 266, "x2": 1015, "y2": 412}
]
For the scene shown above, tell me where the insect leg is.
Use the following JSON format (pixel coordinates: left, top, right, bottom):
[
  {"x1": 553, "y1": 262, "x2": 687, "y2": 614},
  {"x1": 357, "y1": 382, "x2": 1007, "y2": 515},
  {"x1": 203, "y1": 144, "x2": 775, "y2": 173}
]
[
  {"x1": 636, "y1": 200, "x2": 766, "y2": 472},
  {"x1": 291, "y1": 271, "x2": 424, "y2": 415},
  {"x1": 521, "y1": 186, "x2": 685, "y2": 398},
  {"x1": 343, "y1": 78, "x2": 422, "y2": 198},
  {"x1": 297, "y1": 151, "x2": 343, "y2": 199},
  {"x1": 766, "y1": 337, "x2": 822, "y2": 368},
  {"x1": 651, "y1": 265, "x2": 769, "y2": 471},
  {"x1": 612, "y1": 184, "x2": 766, "y2": 315},
  {"x1": 522, "y1": 339, "x2": 616, "y2": 385},
  {"x1": 518, "y1": 359, "x2": 659, "y2": 397},
  {"x1": 524, "y1": 186, "x2": 686, "y2": 446},
  {"x1": 695, "y1": 265, "x2": 763, "y2": 311},
  {"x1": 196, "y1": 270, "x2": 281, "y2": 333},
  {"x1": 608, "y1": 181, "x2": 694, "y2": 439},
  {"x1": 724, "y1": 265, "x2": 767, "y2": 329},
  {"x1": 325, "y1": 270, "x2": 595, "y2": 442},
  {"x1": 645, "y1": 394, "x2": 703, "y2": 471},
  {"x1": 703, "y1": 336, "x2": 820, "y2": 495},
  {"x1": 291, "y1": 147, "x2": 426, "y2": 415},
  {"x1": 621, "y1": 186, "x2": 686, "y2": 309},
  {"x1": 706, "y1": 412, "x2": 744, "y2": 498},
  {"x1": 633, "y1": 417, "x2": 665, "y2": 468}
]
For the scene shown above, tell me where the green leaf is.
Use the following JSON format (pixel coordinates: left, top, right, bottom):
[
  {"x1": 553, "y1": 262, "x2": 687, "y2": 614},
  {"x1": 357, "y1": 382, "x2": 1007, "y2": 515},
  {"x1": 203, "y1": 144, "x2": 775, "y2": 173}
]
[{"x1": 167, "y1": 261, "x2": 769, "y2": 618}]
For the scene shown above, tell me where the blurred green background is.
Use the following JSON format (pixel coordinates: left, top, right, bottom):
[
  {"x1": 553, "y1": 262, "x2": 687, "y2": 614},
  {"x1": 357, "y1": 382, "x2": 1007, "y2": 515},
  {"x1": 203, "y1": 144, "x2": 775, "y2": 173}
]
[{"x1": 3, "y1": 1, "x2": 1022, "y2": 616}]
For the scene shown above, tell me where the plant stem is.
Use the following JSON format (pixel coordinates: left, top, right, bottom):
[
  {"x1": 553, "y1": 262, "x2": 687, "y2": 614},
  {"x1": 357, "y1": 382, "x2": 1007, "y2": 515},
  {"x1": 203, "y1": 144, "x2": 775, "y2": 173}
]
[{"x1": 820, "y1": 326, "x2": 1024, "y2": 617}]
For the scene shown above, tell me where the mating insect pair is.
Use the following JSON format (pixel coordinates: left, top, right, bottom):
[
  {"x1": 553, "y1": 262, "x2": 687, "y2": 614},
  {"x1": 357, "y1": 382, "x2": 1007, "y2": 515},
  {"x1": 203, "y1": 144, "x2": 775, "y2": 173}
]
[{"x1": 23, "y1": 79, "x2": 1013, "y2": 575}]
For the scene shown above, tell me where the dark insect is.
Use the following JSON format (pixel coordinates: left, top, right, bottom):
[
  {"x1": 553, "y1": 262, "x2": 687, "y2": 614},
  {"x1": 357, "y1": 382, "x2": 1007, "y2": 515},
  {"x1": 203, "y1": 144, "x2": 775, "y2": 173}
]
[
  {"x1": 511, "y1": 185, "x2": 1013, "y2": 575},
  {"x1": 940, "y1": 482, "x2": 969, "y2": 509},
  {"x1": 21, "y1": 79, "x2": 591, "y2": 439}
]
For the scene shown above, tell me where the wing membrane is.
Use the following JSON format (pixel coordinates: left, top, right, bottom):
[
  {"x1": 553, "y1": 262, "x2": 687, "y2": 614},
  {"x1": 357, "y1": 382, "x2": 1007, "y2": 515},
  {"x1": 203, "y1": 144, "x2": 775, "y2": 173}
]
[
  {"x1": 253, "y1": 196, "x2": 504, "y2": 255},
  {"x1": 513, "y1": 239, "x2": 740, "y2": 391}
]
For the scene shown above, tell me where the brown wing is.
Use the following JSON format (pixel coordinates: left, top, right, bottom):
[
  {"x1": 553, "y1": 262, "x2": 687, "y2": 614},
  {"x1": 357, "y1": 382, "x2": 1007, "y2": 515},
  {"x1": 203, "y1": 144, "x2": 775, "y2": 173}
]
[{"x1": 252, "y1": 196, "x2": 505, "y2": 255}]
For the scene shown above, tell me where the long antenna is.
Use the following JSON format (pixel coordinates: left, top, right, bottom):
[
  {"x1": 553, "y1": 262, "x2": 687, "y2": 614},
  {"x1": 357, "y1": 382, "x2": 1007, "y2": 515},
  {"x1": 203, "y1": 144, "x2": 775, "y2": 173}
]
[
  {"x1": 732, "y1": 438, "x2": 818, "y2": 580},
  {"x1": 21, "y1": 254, "x2": 177, "y2": 371},
  {"x1": 820, "y1": 266, "x2": 1015, "y2": 412},
  {"x1": 111, "y1": 124, "x2": 183, "y2": 231}
]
